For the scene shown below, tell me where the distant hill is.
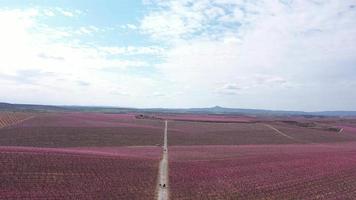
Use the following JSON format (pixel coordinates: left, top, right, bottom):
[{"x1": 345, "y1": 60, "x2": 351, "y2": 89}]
[
  {"x1": 0, "y1": 102, "x2": 69, "y2": 112},
  {"x1": 0, "y1": 102, "x2": 355, "y2": 117}
]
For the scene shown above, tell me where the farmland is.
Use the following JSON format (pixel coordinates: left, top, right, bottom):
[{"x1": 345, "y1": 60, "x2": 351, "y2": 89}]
[
  {"x1": 0, "y1": 112, "x2": 34, "y2": 128},
  {"x1": 169, "y1": 144, "x2": 356, "y2": 200},
  {"x1": 266, "y1": 122, "x2": 356, "y2": 143},
  {"x1": 1, "y1": 111, "x2": 356, "y2": 199},
  {"x1": 168, "y1": 121, "x2": 294, "y2": 145},
  {"x1": 0, "y1": 113, "x2": 164, "y2": 147},
  {"x1": 0, "y1": 146, "x2": 160, "y2": 200},
  {"x1": 165, "y1": 117, "x2": 356, "y2": 199},
  {"x1": 0, "y1": 112, "x2": 164, "y2": 199},
  {"x1": 167, "y1": 119, "x2": 356, "y2": 145}
]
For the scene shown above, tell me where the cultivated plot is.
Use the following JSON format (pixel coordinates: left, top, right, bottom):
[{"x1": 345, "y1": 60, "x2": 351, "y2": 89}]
[
  {"x1": 0, "y1": 146, "x2": 161, "y2": 200},
  {"x1": 1, "y1": 112, "x2": 356, "y2": 200},
  {"x1": 0, "y1": 113, "x2": 164, "y2": 147},
  {"x1": 169, "y1": 144, "x2": 356, "y2": 200},
  {"x1": 168, "y1": 121, "x2": 298, "y2": 145},
  {"x1": 269, "y1": 122, "x2": 356, "y2": 143},
  {"x1": 0, "y1": 112, "x2": 34, "y2": 128}
]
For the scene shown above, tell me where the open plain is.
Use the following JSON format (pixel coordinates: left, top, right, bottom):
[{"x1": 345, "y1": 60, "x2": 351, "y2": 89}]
[{"x1": 1, "y1": 112, "x2": 356, "y2": 199}]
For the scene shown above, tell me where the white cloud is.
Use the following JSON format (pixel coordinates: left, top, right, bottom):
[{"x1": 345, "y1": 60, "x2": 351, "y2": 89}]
[
  {"x1": 43, "y1": 9, "x2": 55, "y2": 17},
  {"x1": 216, "y1": 83, "x2": 244, "y2": 95},
  {"x1": 98, "y1": 46, "x2": 165, "y2": 56},
  {"x1": 216, "y1": 74, "x2": 292, "y2": 96},
  {"x1": 140, "y1": 0, "x2": 356, "y2": 110},
  {"x1": 0, "y1": 8, "x2": 162, "y2": 107},
  {"x1": 55, "y1": 8, "x2": 75, "y2": 17},
  {"x1": 41, "y1": 7, "x2": 83, "y2": 18},
  {"x1": 126, "y1": 24, "x2": 138, "y2": 30},
  {"x1": 140, "y1": 0, "x2": 213, "y2": 40},
  {"x1": 1, "y1": 1, "x2": 356, "y2": 110}
]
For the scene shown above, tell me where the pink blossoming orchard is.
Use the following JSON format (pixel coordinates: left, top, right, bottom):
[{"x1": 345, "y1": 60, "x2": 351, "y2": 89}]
[{"x1": 0, "y1": 112, "x2": 356, "y2": 199}]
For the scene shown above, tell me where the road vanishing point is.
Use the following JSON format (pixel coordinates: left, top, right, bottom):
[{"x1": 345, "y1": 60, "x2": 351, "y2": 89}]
[{"x1": 157, "y1": 120, "x2": 169, "y2": 200}]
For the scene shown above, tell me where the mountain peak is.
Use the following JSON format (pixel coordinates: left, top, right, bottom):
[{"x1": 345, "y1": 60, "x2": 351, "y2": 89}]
[{"x1": 211, "y1": 106, "x2": 224, "y2": 109}]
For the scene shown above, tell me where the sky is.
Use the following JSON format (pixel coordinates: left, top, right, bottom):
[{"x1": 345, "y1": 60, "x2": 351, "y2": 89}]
[{"x1": 0, "y1": 0, "x2": 356, "y2": 111}]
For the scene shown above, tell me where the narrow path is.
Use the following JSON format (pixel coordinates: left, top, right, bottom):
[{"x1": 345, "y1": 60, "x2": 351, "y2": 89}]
[
  {"x1": 157, "y1": 120, "x2": 169, "y2": 200},
  {"x1": 0, "y1": 115, "x2": 35, "y2": 129},
  {"x1": 263, "y1": 123, "x2": 301, "y2": 142}
]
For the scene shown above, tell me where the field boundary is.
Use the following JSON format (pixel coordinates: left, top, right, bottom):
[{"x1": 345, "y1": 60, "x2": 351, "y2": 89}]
[
  {"x1": 0, "y1": 115, "x2": 35, "y2": 129},
  {"x1": 0, "y1": 146, "x2": 161, "y2": 159},
  {"x1": 262, "y1": 123, "x2": 303, "y2": 143},
  {"x1": 157, "y1": 119, "x2": 256, "y2": 123}
]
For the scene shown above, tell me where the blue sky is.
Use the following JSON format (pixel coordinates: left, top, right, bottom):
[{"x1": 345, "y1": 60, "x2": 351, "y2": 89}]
[
  {"x1": 0, "y1": 0, "x2": 151, "y2": 46},
  {"x1": 0, "y1": 0, "x2": 356, "y2": 111}
]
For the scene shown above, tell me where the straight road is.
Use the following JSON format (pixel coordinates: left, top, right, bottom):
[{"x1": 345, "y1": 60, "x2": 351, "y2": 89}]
[{"x1": 157, "y1": 120, "x2": 169, "y2": 200}]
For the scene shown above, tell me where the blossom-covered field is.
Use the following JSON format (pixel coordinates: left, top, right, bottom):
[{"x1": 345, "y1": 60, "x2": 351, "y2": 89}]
[
  {"x1": 2, "y1": 112, "x2": 354, "y2": 147},
  {"x1": 0, "y1": 146, "x2": 161, "y2": 200},
  {"x1": 269, "y1": 122, "x2": 356, "y2": 143},
  {"x1": 169, "y1": 143, "x2": 356, "y2": 200},
  {"x1": 167, "y1": 119, "x2": 356, "y2": 145},
  {"x1": 155, "y1": 113, "x2": 256, "y2": 123},
  {"x1": 18, "y1": 112, "x2": 163, "y2": 128},
  {"x1": 168, "y1": 121, "x2": 298, "y2": 145},
  {"x1": 1, "y1": 112, "x2": 356, "y2": 199},
  {"x1": 0, "y1": 112, "x2": 164, "y2": 147},
  {"x1": 0, "y1": 112, "x2": 165, "y2": 199}
]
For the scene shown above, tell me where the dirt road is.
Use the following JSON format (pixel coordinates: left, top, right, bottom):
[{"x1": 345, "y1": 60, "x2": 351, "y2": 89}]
[
  {"x1": 157, "y1": 120, "x2": 169, "y2": 200},
  {"x1": 263, "y1": 123, "x2": 299, "y2": 142},
  {"x1": 0, "y1": 115, "x2": 35, "y2": 129}
]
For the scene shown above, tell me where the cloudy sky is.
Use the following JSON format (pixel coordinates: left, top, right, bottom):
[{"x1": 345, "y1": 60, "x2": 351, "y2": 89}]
[{"x1": 0, "y1": 0, "x2": 355, "y2": 111}]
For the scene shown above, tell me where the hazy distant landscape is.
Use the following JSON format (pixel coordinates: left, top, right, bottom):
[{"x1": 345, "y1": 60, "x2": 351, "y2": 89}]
[{"x1": 1, "y1": 102, "x2": 356, "y2": 116}]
